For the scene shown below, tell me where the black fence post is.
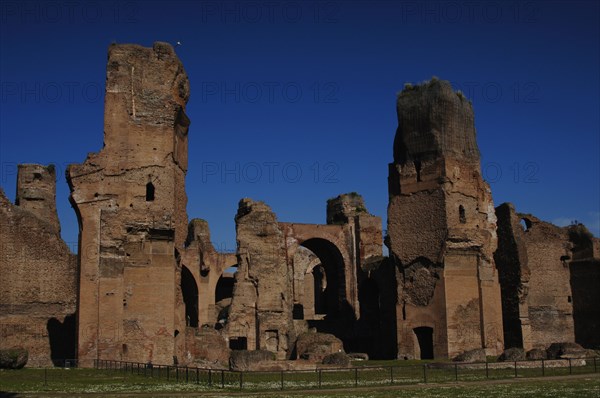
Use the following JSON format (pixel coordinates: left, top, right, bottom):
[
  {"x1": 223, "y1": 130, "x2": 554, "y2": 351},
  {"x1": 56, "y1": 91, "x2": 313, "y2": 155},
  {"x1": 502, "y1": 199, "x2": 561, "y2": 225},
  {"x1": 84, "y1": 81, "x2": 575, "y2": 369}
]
[
  {"x1": 221, "y1": 370, "x2": 225, "y2": 388},
  {"x1": 318, "y1": 369, "x2": 322, "y2": 388},
  {"x1": 514, "y1": 361, "x2": 518, "y2": 378},
  {"x1": 209, "y1": 369, "x2": 212, "y2": 386},
  {"x1": 167, "y1": 366, "x2": 170, "y2": 381},
  {"x1": 485, "y1": 361, "x2": 489, "y2": 379},
  {"x1": 423, "y1": 365, "x2": 427, "y2": 383},
  {"x1": 44, "y1": 368, "x2": 47, "y2": 386},
  {"x1": 542, "y1": 359, "x2": 545, "y2": 376},
  {"x1": 594, "y1": 357, "x2": 597, "y2": 373},
  {"x1": 186, "y1": 366, "x2": 189, "y2": 383},
  {"x1": 354, "y1": 367, "x2": 358, "y2": 387},
  {"x1": 176, "y1": 366, "x2": 179, "y2": 382},
  {"x1": 390, "y1": 366, "x2": 394, "y2": 384},
  {"x1": 569, "y1": 358, "x2": 572, "y2": 375},
  {"x1": 454, "y1": 363, "x2": 458, "y2": 381},
  {"x1": 239, "y1": 371, "x2": 243, "y2": 390},
  {"x1": 196, "y1": 368, "x2": 199, "y2": 384}
]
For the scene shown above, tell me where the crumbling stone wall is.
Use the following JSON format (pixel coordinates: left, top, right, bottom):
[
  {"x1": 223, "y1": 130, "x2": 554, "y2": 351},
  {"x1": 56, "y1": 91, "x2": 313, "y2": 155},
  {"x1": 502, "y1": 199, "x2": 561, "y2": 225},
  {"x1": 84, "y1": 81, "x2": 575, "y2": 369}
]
[
  {"x1": 569, "y1": 230, "x2": 600, "y2": 349},
  {"x1": 495, "y1": 205, "x2": 575, "y2": 350},
  {"x1": 388, "y1": 78, "x2": 504, "y2": 359},
  {"x1": 494, "y1": 203, "x2": 531, "y2": 350},
  {"x1": 225, "y1": 199, "x2": 295, "y2": 359},
  {"x1": 15, "y1": 164, "x2": 61, "y2": 234},
  {"x1": 67, "y1": 42, "x2": 190, "y2": 366},
  {"x1": 0, "y1": 165, "x2": 76, "y2": 367}
]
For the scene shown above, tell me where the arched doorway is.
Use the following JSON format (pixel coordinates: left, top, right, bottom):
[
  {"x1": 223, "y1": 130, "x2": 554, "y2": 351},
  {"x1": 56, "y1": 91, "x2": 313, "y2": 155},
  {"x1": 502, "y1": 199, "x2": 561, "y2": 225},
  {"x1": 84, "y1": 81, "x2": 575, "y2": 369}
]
[
  {"x1": 181, "y1": 265, "x2": 198, "y2": 328},
  {"x1": 301, "y1": 238, "x2": 347, "y2": 319},
  {"x1": 298, "y1": 238, "x2": 355, "y2": 350},
  {"x1": 413, "y1": 326, "x2": 434, "y2": 359},
  {"x1": 215, "y1": 267, "x2": 237, "y2": 328}
]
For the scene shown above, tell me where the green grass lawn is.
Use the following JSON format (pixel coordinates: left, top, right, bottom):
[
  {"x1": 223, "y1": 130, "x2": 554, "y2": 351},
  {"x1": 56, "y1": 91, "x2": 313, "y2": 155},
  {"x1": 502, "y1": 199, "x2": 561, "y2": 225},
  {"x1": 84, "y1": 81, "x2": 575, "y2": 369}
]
[{"x1": 0, "y1": 362, "x2": 598, "y2": 396}]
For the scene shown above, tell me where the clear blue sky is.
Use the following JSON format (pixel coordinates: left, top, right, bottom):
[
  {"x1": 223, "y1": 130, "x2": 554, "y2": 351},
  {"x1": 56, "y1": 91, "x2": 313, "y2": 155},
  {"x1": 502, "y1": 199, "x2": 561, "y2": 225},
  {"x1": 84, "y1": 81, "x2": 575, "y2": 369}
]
[{"x1": 1, "y1": 0, "x2": 599, "y2": 252}]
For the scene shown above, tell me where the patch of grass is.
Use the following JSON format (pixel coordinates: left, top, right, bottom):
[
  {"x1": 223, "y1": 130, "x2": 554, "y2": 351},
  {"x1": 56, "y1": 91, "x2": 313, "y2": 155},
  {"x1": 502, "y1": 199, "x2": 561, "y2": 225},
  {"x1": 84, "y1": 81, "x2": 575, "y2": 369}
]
[
  {"x1": 1, "y1": 362, "x2": 599, "y2": 396},
  {"x1": 237, "y1": 378, "x2": 600, "y2": 397}
]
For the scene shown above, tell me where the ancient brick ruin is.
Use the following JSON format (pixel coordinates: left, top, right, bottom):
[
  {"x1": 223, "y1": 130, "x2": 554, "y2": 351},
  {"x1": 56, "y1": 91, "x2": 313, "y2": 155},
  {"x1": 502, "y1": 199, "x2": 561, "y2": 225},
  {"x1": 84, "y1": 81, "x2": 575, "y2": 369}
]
[
  {"x1": 0, "y1": 165, "x2": 77, "y2": 367},
  {"x1": 387, "y1": 80, "x2": 504, "y2": 359},
  {"x1": 495, "y1": 204, "x2": 600, "y2": 351},
  {"x1": 1, "y1": 43, "x2": 598, "y2": 367}
]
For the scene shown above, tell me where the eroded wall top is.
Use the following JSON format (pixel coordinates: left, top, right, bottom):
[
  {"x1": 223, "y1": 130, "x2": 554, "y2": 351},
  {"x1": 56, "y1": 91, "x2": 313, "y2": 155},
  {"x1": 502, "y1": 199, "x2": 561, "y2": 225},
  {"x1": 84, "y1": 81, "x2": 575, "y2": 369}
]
[{"x1": 393, "y1": 78, "x2": 480, "y2": 165}]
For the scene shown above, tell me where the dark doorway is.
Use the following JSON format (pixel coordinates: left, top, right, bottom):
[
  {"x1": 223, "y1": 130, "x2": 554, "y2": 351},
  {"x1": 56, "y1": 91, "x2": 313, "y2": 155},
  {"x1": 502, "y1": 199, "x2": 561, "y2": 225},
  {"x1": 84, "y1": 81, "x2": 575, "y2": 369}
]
[
  {"x1": 293, "y1": 303, "x2": 304, "y2": 320},
  {"x1": 229, "y1": 336, "x2": 247, "y2": 350},
  {"x1": 181, "y1": 266, "x2": 199, "y2": 327},
  {"x1": 414, "y1": 327, "x2": 434, "y2": 359},
  {"x1": 47, "y1": 314, "x2": 76, "y2": 367}
]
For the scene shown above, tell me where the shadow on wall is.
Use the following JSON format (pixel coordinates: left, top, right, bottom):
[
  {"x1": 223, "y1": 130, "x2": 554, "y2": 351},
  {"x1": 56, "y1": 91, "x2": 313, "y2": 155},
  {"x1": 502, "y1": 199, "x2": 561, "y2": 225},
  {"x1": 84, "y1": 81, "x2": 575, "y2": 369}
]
[{"x1": 47, "y1": 314, "x2": 76, "y2": 367}]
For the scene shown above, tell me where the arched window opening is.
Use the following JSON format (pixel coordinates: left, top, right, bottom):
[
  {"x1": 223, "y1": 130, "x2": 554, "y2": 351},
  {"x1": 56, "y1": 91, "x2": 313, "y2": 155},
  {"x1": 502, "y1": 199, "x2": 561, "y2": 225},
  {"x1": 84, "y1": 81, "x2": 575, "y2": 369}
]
[
  {"x1": 146, "y1": 182, "x2": 155, "y2": 201},
  {"x1": 520, "y1": 218, "x2": 532, "y2": 231}
]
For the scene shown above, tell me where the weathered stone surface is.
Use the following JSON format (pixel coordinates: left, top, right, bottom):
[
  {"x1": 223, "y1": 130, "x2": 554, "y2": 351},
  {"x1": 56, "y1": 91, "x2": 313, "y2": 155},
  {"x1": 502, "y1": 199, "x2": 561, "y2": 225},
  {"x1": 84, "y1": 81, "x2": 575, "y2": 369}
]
[
  {"x1": 0, "y1": 170, "x2": 77, "y2": 367},
  {"x1": 67, "y1": 42, "x2": 190, "y2": 366},
  {"x1": 15, "y1": 164, "x2": 61, "y2": 234},
  {"x1": 526, "y1": 348, "x2": 547, "y2": 360},
  {"x1": 348, "y1": 352, "x2": 369, "y2": 361},
  {"x1": 0, "y1": 348, "x2": 28, "y2": 369},
  {"x1": 495, "y1": 204, "x2": 575, "y2": 351},
  {"x1": 393, "y1": 78, "x2": 480, "y2": 165},
  {"x1": 225, "y1": 199, "x2": 295, "y2": 359},
  {"x1": 185, "y1": 326, "x2": 229, "y2": 367},
  {"x1": 326, "y1": 192, "x2": 368, "y2": 225},
  {"x1": 546, "y1": 342, "x2": 587, "y2": 359},
  {"x1": 453, "y1": 348, "x2": 486, "y2": 363},
  {"x1": 498, "y1": 347, "x2": 526, "y2": 362},
  {"x1": 389, "y1": 78, "x2": 503, "y2": 360},
  {"x1": 322, "y1": 352, "x2": 351, "y2": 367},
  {"x1": 296, "y1": 332, "x2": 344, "y2": 362},
  {"x1": 229, "y1": 350, "x2": 276, "y2": 371}
]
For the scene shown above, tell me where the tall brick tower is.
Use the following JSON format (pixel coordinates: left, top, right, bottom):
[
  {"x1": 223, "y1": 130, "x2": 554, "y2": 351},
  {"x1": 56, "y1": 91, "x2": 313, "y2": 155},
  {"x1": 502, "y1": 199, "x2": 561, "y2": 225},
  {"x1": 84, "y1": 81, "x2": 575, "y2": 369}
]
[
  {"x1": 387, "y1": 78, "x2": 503, "y2": 359},
  {"x1": 67, "y1": 42, "x2": 190, "y2": 366}
]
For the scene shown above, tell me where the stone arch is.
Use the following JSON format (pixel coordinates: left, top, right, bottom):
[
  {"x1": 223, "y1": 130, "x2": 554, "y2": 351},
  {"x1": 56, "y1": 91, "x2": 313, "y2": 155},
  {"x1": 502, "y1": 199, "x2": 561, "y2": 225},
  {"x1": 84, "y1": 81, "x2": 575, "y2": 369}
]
[
  {"x1": 181, "y1": 265, "x2": 198, "y2": 328},
  {"x1": 301, "y1": 238, "x2": 347, "y2": 319}
]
